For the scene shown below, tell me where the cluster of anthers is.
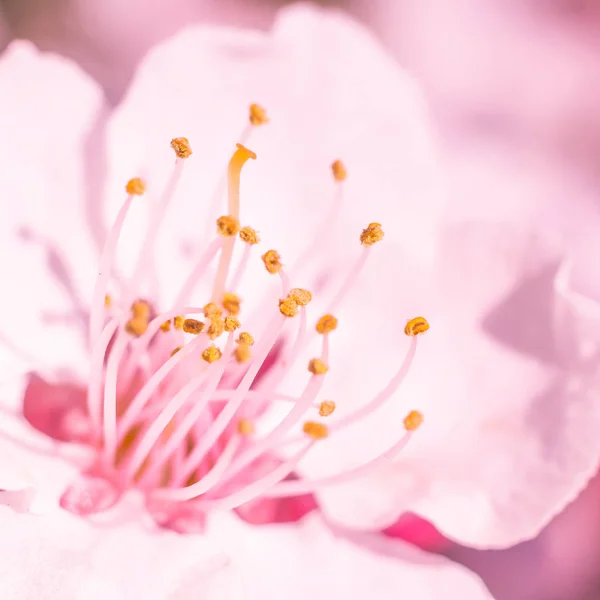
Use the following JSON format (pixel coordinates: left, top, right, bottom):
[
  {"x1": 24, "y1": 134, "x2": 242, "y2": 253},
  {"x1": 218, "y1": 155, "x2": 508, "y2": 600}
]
[{"x1": 66, "y1": 104, "x2": 429, "y2": 518}]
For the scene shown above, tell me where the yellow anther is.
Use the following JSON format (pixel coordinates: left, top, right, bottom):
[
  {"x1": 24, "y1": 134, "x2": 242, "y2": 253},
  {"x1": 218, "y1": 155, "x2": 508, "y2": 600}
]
[
  {"x1": 234, "y1": 343, "x2": 252, "y2": 363},
  {"x1": 331, "y1": 160, "x2": 347, "y2": 182},
  {"x1": 237, "y1": 332, "x2": 254, "y2": 346},
  {"x1": 183, "y1": 318, "x2": 204, "y2": 335},
  {"x1": 404, "y1": 410, "x2": 424, "y2": 431},
  {"x1": 261, "y1": 249, "x2": 282, "y2": 275},
  {"x1": 203, "y1": 303, "x2": 223, "y2": 319},
  {"x1": 131, "y1": 300, "x2": 151, "y2": 319},
  {"x1": 222, "y1": 292, "x2": 241, "y2": 316},
  {"x1": 170, "y1": 345, "x2": 183, "y2": 357},
  {"x1": 238, "y1": 418, "x2": 255, "y2": 436},
  {"x1": 404, "y1": 316, "x2": 429, "y2": 337},
  {"x1": 316, "y1": 314, "x2": 338, "y2": 335},
  {"x1": 104, "y1": 294, "x2": 112, "y2": 308},
  {"x1": 174, "y1": 316, "x2": 184, "y2": 330},
  {"x1": 126, "y1": 177, "x2": 146, "y2": 196},
  {"x1": 125, "y1": 317, "x2": 148, "y2": 337},
  {"x1": 249, "y1": 104, "x2": 269, "y2": 126},
  {"x1": 216, "y1": 215, "x2": 240, "y2": 237},
  {"x1": 319, "y1": 400, "x2": 336, "y2": 417},
  {"x1": 207, "y1": 316, "x2": 225, "y2": 340},
  {"x1": 360, "y1": 222, "x2": 384, "y2": 246},
  {"x1": 303, "y1": 421, "x2": 329, "y2": 440},
  {"x1": 170, "y1": 137, "x2": 192, "y2": 159},
  {"x1": 239, "y1": 226, "x2": 260, "y2": 245},
  {"x1": 160, "y1": 320, "x2": 171, "y2": 332},
  {"x1": 308, "y1": 358, "x2": 329, "y2": 375},
  {"x1": 289, "y1": 288, "x2": 312, "y2": 307},
  {"x1": 224, "y1": 315, "x2": 240, "y2": 332},
  {"x1": 202, "y1": 345, "x2": 222, "y2": 363},
  {"x1": 279, "y1": 297, "x2": 298, "y2": 318}
]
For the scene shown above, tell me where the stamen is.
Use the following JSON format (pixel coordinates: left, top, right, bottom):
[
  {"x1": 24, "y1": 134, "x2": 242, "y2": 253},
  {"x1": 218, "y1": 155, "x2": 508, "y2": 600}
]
[
  {"x1": 125, "y1": 317, "x2": 149, "y2": 337},
  {"x1": 131, "y1": 300, "x2": 151, "y2": 319},
  {"x1": 360, "y1": 222, "x2": 384, "y2": 246},
  {"x1": 202, "y1": 345, "x2": 222, "y2": 363},
  {"x1": 207, "y1": 317, "x2": 225, "y2": 340},
  {"x1": 249, "y1": 103, "x2": 269, "y2": 126},
  {"x1": 104, "y1": 294, "x2": 112, "y2": 308},
  {"x1": 303, "y1": 421, "x2": 329, "y2": 439},
  {"x1": 211, "y1": 144, "x2": 256, "y2": 302},
  {"x1": 222, "y1": 292, "x2": 241, "y2": 315},
  {"x1": 174, "y1": 316, "x2": 184, "y2": 330},
  {"x1": 239, "y1": 226, "x2": 260, "y2": 245},
  {"x1": 331, "y1": 159, "x2": 347, "y2": 182},
  {"x1": 289, "y1": 288, "x2": 312, "y2": 306},
  {"x1": 404, "y1": 410, "x2": 423, "y2": 431},
  {"x1": 216, "y1": 215, "x2": 240, "y2": 237},
  {"x1": 234, "y1": 343, "x2": 252, "y2": 363},
  {"x1": 316, "y1": 314, "x2": 338, "y2": 334},
  {"x1": 160, "y1": 320, "x2": 171, "y2": 332},
  {"x1": 238, "y1": 418, "x2": 255, "y2": 436},
  {"x1": 125, "y1": 177, "x2": 146, "y2": 195},
  {"x1": 224, "y1": 316, "x2": 240, "y2": 332},
  {"x1": 308, "y1": 358, "x2": 329, "y2": 375},
  {"x1": 279, "y1": 297, "x2": 298, "y2": 318},
  {"x1": 404, "y1": 316, "x2": 430, "y2": 336},
  {"x1": 182, "y1": 319, "x2": 204, "y2": 335},
  {"x1": 262, "y1": 249, "x2": 282, "y2": 274},
  {"x1": 171, "y1": 346, "x2": 182, "y2": 357},
  {"x1": 319, "y1": 400, "x2": 336, "y2": 417},
  {"x1": 203, "y1": 303, "x2": 223, "y2": 318},
  {"x1": 170, "y1": 137, "x2": 193, "y2": 159},
  {"x1": 237, "y1": 332, "x2": 254, "y2": 346}
]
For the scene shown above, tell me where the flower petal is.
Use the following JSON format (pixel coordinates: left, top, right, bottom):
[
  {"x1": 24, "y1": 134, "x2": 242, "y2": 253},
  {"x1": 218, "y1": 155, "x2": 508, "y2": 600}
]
[
  {"x1": 103, "y1": 4, "x2": 441, "y2": 309},
  {"x1": 0, "y1": 500, "x2": 493, "y2": 599},
  {"x1": 0, "y1": 41, "x2": 103, "y2": 376}
]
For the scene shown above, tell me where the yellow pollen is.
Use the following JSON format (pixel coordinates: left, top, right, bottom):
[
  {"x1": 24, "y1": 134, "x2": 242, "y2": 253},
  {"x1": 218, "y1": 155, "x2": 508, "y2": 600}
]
[
  {"x1": 170, "y1": 137, "x2": 192, "y2": 159},
  {"x1": 289, "y1": 288, "x2": 312, "y2": 307},
  {"x1": 204, "y1": 303, "x2": 222, "y2": 319},
  {"x1": 160, "y1": 319, "x2": 171, "y2": 332},
  {"x1": 224, "y1": 315, "x2": 240, "y2": 332},
  {"x1": 234, "y1": 343, "x2": 252, "y2": 363},
  {"x1": 237, "y1": 332, "x2": 254, "y2": 346},
  {"x1": 261, "y1": 249, "x2": 282, "y2": 275},
  {"x1": 316, "y1": 314, "x2": 338, "y2": 335},
  {"x1": 104, "y1": 294, "x2": 112, "y2": 308},
  {"x1": 360, "y1": 222, "x2": 384, "y2": 246},
  {"x1": 308, "y1": 358, "x2": 329, "y2": 375},
  {"x1": 202, "y1": 345, "x2": 222, "y2": 363},
  {"x1": 303, "y1": 421, "x2": 329, "y2": 439},
  {"x1": 207, "y1": 316, "x2": 225, "y2": 340},
  {"x1": 174, "y1": 316, "x2": 184, "y2": 330},
  {"x1": 182, "y1": 318, "x2": 205, "y2": 335},
  {"x1": 249, "y1": 104, "x2": 269, "y2": 126},
  {"x1": 125, "y1": 317, "x2": 148, "y2": 337},
  {"x1": 216, "y1": 215, "x2": 240, "y2": 237},
  {"x1": 404, "y1": 316, "x2": 429, "y2": 337},
  {"x1": 170, "y1": 345, "x2": 183, "y2": 357},
  {"x1": 238, "y1": 418, "x2": 255, "y2": 436},
  {"x1": 131, "y1": 300, "x2": 151, "y2": 319},
  {"x1": 279, "y1": 297, "x2": 298, "y2": 318},
  {"x1": 319, "y1": 400, "x2": 336, "y2": 417},
  {"x1": 126, "y1": 177, "x2": 146, "y2": 196},
  {"x1": 222, "y1": 292, "x2": 241, "y2": 315},
  {"x1": 404, "y1": 410, "x2": 424, "y2": 431},
  {"x1": 239, "y1": 226, "x2": 260, "y2": 245},
  {"x1": 331, "y1": 160, "x2": 347, "y2": 182}
]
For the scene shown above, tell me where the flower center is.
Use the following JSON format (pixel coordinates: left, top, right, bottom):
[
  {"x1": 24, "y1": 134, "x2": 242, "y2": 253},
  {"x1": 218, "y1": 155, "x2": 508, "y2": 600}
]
[{"x1": 61, "y1": 105, "x2": 428, "y2": 522}]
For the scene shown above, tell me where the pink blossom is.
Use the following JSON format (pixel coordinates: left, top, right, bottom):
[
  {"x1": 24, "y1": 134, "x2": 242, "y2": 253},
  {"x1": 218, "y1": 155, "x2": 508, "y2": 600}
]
[{"x1": 0, "y1": 4, "x2": 597, "y2": 579}]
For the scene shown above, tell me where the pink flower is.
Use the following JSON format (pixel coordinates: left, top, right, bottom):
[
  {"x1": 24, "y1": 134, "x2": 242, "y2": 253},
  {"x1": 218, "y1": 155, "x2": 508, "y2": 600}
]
[{"x1": 0, "y1": 5, "x2": 597, "y2": 587}]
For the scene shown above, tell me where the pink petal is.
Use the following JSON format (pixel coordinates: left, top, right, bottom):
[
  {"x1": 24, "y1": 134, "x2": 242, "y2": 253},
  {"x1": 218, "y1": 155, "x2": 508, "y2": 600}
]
[
  {"x1": 0, "y1": 41, "x2": 103, "y2": 376},
  {"x1": 103, "y1": 4, "x2": 441, "y2": 309}
]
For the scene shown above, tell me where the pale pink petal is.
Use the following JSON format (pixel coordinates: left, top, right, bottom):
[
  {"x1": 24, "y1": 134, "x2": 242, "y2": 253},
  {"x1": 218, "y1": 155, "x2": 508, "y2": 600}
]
[
  {"x1": 103, "y1": 3, "x2": 441, "y2": 309},
  {"x1": 0, "y1": 41, "x2": 103, "y2": 376},
  {"x1": 0, "y1": 502, "x2": 493, "y2": 599}
]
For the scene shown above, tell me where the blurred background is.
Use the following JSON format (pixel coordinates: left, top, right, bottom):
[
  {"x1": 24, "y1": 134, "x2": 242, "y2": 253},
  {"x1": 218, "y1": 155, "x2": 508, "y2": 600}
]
[{"x1": 1, "y1": 0, "x2": 598, "y2": 598}]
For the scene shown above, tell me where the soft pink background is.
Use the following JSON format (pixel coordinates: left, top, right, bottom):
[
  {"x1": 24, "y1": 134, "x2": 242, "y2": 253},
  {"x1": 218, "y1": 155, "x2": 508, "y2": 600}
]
[{"x1": 1, "y1": 0, "x2": 599, "y2": 598}]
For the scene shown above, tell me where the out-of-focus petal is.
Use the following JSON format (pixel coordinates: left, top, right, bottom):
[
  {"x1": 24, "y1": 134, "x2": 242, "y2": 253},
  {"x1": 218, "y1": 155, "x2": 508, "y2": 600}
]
[
  {"x1": 0, "y1": 41, "x2": 103, "y2": 376},
  {"x1": 103, "y1": 3, "x2": 441, "y2": 309}
]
